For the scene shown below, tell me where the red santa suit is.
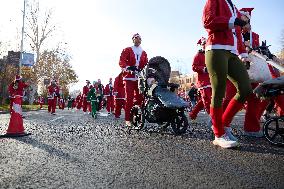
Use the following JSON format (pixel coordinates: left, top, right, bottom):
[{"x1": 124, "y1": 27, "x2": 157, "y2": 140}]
[
  {"x1": 38, "y1": 96, "x2": 44, "y2": 109},
  {"x1": 119, "y1": 35, "x2": 148, "y2": 121},
  {"x1": 82, "y1": 82, "x2": 91, "y2": 112},
  {"x1": 59, "y1": 97, "x2": 65, "y2": 110},
  {"x1": 47, "y1": 84, "x2": 60, "y2": 114},
  {"x1": 189, "y1": 50, "x2": 212, "y2": 120},
  {"x1": 76, "y1": 94, "x2": 82, "y2": 110},
  {"x1": 8, "y1": 78, "x2": 28, "y2": 113},
  {"x1": 104, "y1": 80, "x2": 115, "y2": 113},
  {"x1": 113, "y1": 73, "x2": 125, "y2": 118}
]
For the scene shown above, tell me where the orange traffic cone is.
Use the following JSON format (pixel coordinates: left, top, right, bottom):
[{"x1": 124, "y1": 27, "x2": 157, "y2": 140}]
[{"x1": 1, "y1": 96, "x2": 30, "y2": 137}]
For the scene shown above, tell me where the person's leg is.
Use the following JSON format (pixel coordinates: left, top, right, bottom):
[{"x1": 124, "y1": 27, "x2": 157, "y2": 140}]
[
  {"x1": 244, "y1": 83, "x2": 262, "y2": 133},
  {"x1": 124, "y1": 81, "x2": 135, "y2": 122},
  {"x1": 189, "y1": 99, "x2": 204, "y2": 120},
  {"x1": 223, "y1": 80, "x2": 236, "y2": 111},
  {"x1": 48, "y1": 99, "x2": 51, "y2": 113},
  {"x1": 201, "y1": 88, "x2": 212, "y2": 115},
  {"x1": 114, "y1": 99, "x2": 123, "y2": 118},
  {"x1": 274, "y1": 95, "x2": 284, "y2": 116},
  {"x1": 222, "y1": 55, "x2": 252, "y2": 128},
  {"x1": 82, "y1": 98, "x2": 87, "y2": 112},
  {"x1": 106, "y1": 97, "x2": 111, "y2": 112},
  {"x1": 133, "y1": 81, "x2": 143, "y2": 106},
  {"x1": 205, "y1": 50, "x2": 229, "y2": 138}
]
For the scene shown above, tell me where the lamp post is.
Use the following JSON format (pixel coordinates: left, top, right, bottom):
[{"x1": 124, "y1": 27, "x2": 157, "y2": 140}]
[{"x1": 19, "y1": 0, "x2": 27, "y2": 75}]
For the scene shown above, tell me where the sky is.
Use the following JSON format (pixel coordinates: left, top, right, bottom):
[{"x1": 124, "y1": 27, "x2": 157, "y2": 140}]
[{"x1": 1, "y1": 0, "x2": 284, "y2": 91}]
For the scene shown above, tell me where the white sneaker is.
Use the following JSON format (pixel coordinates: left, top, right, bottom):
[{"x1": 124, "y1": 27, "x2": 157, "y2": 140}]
[
  {"x1": 225, "y1": 127, "x2": 238, "y2": 141},
  {"x1": 125, "y1": 121, "x2": 132, "y2": 127},
  {"x1": 213, "y1": 134, "x2": 239, "y2": 148}
]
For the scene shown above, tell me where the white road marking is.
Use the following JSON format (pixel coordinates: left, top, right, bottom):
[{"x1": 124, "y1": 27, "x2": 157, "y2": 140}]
[{"x1": 50, "y1": 116, "x2": 64, "y2": 122}]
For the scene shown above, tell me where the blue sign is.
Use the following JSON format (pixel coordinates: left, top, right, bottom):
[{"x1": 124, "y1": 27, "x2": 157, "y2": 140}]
[{"x1": 22, "y1": 53, "x2": 35, "y2": 66}]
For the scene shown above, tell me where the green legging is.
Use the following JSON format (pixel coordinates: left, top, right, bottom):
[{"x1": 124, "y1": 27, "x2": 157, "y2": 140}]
[
  {"x1": 91, "y1": 100, "x2": 97, "y2": 117},
  {"x1": 205, "y1": 49, "x2": 252, "y2": 108}
]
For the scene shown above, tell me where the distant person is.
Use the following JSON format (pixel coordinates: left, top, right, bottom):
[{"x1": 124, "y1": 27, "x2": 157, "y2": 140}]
[{"x1": 47, "y1": 79, "x2": 60, "y2": 115}]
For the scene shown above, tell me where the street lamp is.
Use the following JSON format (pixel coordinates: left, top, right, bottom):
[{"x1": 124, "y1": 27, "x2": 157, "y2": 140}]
[{"x1": 19, "y1": 0, "x2": 27, "y2": 75}]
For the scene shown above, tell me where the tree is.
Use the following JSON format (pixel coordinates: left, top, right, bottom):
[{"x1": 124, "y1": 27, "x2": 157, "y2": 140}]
[
  {"x1": 34, "y1": 49, "x2": 78, "y2": 97},
  {"x1": 25, "y1": 0, "x2": 56, "y2": 64}
]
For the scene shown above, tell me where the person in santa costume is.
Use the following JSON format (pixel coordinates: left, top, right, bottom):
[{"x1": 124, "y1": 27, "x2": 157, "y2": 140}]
[
  {"x1": 104, "y1": 78, "x2": 115, "y2": 114},
  {"x1": 58, "y1": 96, "x2": 65, "y2": 110},
  {"x1": 8, "y1": 75, "x2": 29, "y2": 114},
  {"x1": 67, "y1": 95, "x2": 73, "y2": 110},
  {"x1": 87, "y1": 81, "x2": 99, "y2": 118},
  {"x1": 113, "y1": 72, "x2": 125, "y2": 119},
  {"x1": 189, "y1": 37, "x2": 212, "y2": 122},
  {"x1": 119, "y1": 33, "x2": 148, "y2": 126},
  {"x1": 203, "y1": 0, "x2": 253, "y2": 148},
  {"x1": 38, "y1": 95, "x2": 44, "y2": 109},
  {"x1": 47, "y1": 79, "x2": 60, "y2": 115},
  {"x1": 76, "y1": 92, "x2": 83, "y2": 110},
  {"x1": 96, "y1": 79, "x2": 104, "y2": 111},
  {"x1": 82, "y1": 80, "x2": 91, "y2": 113},
  {"x1": 238, "y1": 8, "x2": 265, "y2": 137}
]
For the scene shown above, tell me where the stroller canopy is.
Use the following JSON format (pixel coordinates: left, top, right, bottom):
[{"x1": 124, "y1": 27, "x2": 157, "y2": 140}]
[{"x1": 146, "y1": 56, "x2": 171, "y2": 86}]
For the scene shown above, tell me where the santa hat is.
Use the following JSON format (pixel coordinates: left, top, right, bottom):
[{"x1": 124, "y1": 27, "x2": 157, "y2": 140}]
[
  {"x1": 15, "y1": 75, "x2": 22, "y2": 81},
  {"x1": 239, "y1": 8, "x2": 254, "y2": 19},
  {"x1": 132, "y1": 33, "x2": 141, "y2": 40},
  {"x1": 197, "y1": 37, "x2": 206, "y2": 45}
]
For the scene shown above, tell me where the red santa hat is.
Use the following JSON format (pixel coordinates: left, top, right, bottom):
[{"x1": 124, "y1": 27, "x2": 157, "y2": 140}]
[
  {"x1": 132, "y1": 33, "x2": 141, "y2": 40},
  {"x1": 239, "y1": 8, "x2": 254, "y2": 19},
  {"x1": 197, "y1": 37, "x2": 206, "y2": 45},
  {"x1": 15, "y1": 75, "x2": 22, "y2": 81}
]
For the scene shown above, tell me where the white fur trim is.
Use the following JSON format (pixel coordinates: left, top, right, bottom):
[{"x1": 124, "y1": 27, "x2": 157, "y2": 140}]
[
  {"x1": 229, "y1": 16, "x2": 236, "y2": 29},
  {"x1": 198, "y1": 85, "x2": 211, "y2": 90},
  {"x1": 205, "y1": 44, "x2": 238, "y2": 55},
  {"x1": 131, "y1": 46, "x2": 143, "y2": 67},
  {"x1": 123, "y1": 77, "x2": 138, "y2": 81},
  {"x1": 115, "y1": 97, "x2": 125, "y2": 100}
]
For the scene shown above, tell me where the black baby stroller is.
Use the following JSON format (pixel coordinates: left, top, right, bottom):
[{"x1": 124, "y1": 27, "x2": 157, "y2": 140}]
[
  {"x1": 254, "y1": 76, "x2": 284, "y2": 146},
  {"x1": 130, "y1": 56, "x2": 190, "y2": 135}
]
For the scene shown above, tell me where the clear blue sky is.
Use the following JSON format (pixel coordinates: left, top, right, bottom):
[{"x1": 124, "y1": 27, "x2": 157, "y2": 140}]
[{"x1": 1, "y1": 0, "x2": 283, "y2": 90}]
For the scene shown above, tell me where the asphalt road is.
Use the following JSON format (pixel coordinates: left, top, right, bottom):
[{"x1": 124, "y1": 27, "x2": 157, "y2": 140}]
[{"x1": 0, "y1": 108, "x2": 283, "y2": 189}]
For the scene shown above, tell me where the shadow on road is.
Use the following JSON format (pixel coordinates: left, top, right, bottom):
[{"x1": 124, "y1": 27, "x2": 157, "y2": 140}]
[{"x1": 15, "y1": 136, "x2": 82, "y2": 163}]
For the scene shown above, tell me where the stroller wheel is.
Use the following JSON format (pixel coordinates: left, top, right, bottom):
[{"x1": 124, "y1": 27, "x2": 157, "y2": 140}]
[
  {"x1": 130, "y1": 105, "x2": 144, "y2": 130},
  {"x1": 263, "y1": 116, "x2": 284, "y2": 147},
  {"x1": 170, "y1": 111, "x2": 188, "y2": 135}
]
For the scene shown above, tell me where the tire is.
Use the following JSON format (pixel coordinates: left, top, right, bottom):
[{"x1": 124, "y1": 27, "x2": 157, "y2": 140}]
[
  {"x1": 263, "y1": 116, "x2": 284, "y2": 146},
  {"x1": 170, "y1": 111, "x2": 189, "y2": 135},
  {"x1": 130, "y1": 105, "x2": 144, "y2": 130}
]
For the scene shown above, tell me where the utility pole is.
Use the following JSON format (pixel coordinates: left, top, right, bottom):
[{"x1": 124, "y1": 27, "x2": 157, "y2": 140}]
[{"x1": 19, "y1": 0, "x2": 26, "y2": 75}]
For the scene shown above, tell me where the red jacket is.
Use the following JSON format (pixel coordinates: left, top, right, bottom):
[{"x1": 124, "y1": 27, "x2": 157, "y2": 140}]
[
  {"x1": 192, "y1": 51, "x2": 211, "y2": 88},
  {"x1": 47, "y1": 85, "x2": 60, "y2": 99},
  {"x1": 104, "y1": 83, "x2": 114, "y2": 97},
  {"x1": 76, "y1": 94, "x2": 82, "y2": 103},
  {"x1": 82, "y1": 85, "x2": 90, "y2": 98},
  {"x1": 203, "y1": 0, "x2": 247, "y2": 57},
  {"x1": 119, "y1": 46, "x2": 148, "y2": 80},
  {"x1": 8, "y1": 81, "x2": 28, "y2": 97},
  {"x1": 38, "y1": 96, "x2": 44, "y2": 104},
  {"x1": 114, "y1": 73, "x2": 125, "y2": 100}
]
